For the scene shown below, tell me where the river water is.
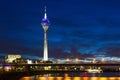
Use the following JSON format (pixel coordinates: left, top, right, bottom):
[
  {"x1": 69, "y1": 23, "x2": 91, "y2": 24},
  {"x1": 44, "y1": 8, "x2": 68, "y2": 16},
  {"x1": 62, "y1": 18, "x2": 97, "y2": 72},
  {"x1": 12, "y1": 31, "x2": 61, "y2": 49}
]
[{"x1": 20, "y1": 72, "x2": 120, "y2": 80}]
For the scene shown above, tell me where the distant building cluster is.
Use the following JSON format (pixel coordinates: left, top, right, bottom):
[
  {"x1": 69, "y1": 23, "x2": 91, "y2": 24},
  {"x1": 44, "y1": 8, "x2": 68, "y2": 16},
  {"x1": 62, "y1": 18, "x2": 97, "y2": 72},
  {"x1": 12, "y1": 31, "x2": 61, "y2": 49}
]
[
  {"x1": 3, "y1": 54, "x2": 53, "y2": 64},
  {"x1": 5, "y1": 54, "x2": 21, "y2": 63}
]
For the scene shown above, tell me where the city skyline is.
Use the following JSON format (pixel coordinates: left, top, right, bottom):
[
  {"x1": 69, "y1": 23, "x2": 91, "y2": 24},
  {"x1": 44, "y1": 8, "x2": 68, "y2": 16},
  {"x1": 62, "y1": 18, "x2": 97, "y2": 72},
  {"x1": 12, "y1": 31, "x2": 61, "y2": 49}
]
[{"x1": 0, "y1": 0, "x2": 120, "y2": 59}]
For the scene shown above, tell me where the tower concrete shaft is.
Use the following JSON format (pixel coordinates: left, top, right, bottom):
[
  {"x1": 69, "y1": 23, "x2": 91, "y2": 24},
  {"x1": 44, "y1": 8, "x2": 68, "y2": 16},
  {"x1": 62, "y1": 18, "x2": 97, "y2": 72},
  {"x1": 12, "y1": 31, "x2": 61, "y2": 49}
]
[
  {"x1": 43, "y1": 31, "x2": 48, "y2": 61},
  {"x1": 41, "y1": 6, "x2": 50, "y2": 61}
]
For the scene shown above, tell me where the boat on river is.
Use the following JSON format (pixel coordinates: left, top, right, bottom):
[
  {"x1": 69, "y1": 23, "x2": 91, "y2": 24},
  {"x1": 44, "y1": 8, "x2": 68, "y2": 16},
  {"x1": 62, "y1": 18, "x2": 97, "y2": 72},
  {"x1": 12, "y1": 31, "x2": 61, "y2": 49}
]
[{"x1": 85, "y1": 68, "x2": 103, "y2": 73}]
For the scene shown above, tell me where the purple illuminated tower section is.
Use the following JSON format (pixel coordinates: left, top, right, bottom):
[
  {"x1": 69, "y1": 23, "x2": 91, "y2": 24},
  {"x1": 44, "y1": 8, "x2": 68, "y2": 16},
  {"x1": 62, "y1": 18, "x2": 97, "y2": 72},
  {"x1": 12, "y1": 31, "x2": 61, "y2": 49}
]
[{"x1": 41, "y1": 6, "x2": 50, "y2": 61}]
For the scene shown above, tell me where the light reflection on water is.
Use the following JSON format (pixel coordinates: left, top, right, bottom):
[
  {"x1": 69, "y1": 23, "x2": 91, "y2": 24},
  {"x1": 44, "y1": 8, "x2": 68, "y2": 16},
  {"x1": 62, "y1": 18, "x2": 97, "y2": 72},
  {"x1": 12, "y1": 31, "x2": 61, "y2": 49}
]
[
  {"x1": 20, "y1": 77, "x2": 120, "y2": 80},
  {"x1": 20, "y1": 73, "x2": 120, "y2": 80}
]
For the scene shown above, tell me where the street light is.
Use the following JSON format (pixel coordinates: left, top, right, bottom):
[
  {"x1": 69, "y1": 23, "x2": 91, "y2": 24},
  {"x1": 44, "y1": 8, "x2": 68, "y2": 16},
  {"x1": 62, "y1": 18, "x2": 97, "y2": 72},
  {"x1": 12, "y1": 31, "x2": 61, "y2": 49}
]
[
  {"x1": 101, "y1": 57, "x2": 105, "y2": 63},
  {"x1": 75, "y1": 58, "x2": 79, "y2": 63},
  {"x1": 93, "y1": 58, "x2": 96, "y2": 63},
  {"x1": 66, "y1": 58, "x2": 70, "y2": 63}
]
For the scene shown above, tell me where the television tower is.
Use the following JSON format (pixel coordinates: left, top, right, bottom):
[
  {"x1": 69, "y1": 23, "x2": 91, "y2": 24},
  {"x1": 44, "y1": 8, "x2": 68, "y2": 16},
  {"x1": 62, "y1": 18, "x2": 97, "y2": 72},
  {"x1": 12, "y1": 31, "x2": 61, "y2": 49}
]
[{"x1": 41, "y1": 6, "x2": 50, "y2": 61}]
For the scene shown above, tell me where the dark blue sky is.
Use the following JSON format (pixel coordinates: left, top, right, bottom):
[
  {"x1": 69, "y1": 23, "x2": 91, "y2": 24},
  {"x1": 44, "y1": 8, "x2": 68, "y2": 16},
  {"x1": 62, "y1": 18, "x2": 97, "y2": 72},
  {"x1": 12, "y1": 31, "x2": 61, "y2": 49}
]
[{"x1": 0, "y1": 0, "x2": 120, "y2": 58}]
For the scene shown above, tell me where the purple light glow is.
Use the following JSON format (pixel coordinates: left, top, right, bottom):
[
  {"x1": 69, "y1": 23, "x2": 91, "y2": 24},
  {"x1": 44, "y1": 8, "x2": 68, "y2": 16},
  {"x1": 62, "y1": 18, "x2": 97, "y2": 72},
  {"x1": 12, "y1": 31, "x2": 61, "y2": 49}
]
[{"x1": 42, "y1": 18, "x2": 49, "y2": 23}]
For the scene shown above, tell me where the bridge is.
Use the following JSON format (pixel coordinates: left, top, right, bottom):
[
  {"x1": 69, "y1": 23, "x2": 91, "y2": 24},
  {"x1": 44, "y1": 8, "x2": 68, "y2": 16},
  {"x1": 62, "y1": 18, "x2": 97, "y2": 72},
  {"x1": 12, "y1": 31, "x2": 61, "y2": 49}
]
[
  {"x1": 0, "y1": 63, "x2": 120, "y2": 80},
  {"x1": 1, "y1": 63, "x2": 120, "y2": 72}
]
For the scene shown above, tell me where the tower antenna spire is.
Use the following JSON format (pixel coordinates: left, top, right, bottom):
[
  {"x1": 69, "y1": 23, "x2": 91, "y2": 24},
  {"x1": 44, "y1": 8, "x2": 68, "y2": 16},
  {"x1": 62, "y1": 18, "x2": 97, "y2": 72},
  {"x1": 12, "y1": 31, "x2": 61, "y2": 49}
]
[{"x1": 44, "y1": 6, "x2": 47, "y2": 19}]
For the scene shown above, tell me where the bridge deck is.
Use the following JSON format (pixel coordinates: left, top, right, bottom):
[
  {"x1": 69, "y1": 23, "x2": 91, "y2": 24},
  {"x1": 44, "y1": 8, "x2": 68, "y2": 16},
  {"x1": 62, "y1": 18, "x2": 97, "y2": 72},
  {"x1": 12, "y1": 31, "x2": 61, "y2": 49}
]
[{"x1": 12, "y1": 63, "x2": 120, "y2": 66}]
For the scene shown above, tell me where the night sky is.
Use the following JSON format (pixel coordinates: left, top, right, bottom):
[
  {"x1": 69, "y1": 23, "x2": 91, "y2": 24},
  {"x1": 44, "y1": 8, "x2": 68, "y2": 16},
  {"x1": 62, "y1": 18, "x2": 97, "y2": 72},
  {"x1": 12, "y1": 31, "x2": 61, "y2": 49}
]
[{"x1": 0, "y1": 0, "x2": 120, "y2": 59}]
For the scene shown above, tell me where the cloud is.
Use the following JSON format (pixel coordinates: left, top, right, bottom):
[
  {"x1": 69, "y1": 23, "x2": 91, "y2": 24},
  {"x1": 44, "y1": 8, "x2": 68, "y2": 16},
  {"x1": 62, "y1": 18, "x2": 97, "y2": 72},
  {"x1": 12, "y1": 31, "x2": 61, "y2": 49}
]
[{"x1": 97, "y1": 42, "x2": 120, "y2": 57}]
